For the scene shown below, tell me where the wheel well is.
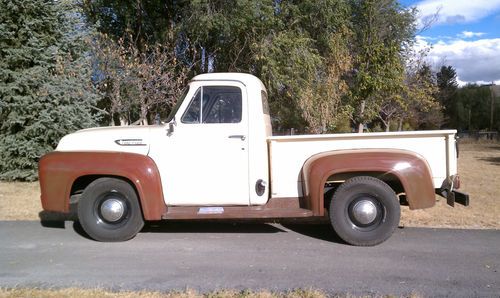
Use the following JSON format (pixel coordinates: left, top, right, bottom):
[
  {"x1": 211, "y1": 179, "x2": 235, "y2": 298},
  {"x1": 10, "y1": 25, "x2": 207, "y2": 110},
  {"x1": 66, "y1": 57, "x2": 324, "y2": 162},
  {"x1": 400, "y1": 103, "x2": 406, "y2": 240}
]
[
  {"x1": 323, "y1": 172, "x2": 404, "y2": 208},
  {"x1": 71, "y1": 175, "x2": 140, "y2": 204}
]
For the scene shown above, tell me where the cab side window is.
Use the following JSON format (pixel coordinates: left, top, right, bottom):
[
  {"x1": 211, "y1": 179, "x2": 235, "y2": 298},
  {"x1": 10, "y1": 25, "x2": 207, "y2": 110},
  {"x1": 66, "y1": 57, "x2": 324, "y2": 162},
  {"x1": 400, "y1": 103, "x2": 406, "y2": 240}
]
[{"x1": 181, "y1": 86, "x2": 242, "y2": 124}]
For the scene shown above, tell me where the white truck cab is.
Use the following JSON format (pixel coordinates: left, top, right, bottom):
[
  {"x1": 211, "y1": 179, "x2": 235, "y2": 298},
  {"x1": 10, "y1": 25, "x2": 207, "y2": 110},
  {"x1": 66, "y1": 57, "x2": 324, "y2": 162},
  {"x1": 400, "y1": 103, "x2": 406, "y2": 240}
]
[{"x1": 148, "y1": 73, "x2": 271, "y2": 206}]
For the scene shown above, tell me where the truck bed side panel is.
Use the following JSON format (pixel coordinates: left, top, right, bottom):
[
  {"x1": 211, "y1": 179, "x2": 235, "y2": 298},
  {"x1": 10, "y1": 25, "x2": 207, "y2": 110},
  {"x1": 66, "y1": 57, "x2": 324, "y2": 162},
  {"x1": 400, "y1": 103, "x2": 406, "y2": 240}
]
[{"x1": 269, "y1": 130, "x2": 457, "y2": 199}]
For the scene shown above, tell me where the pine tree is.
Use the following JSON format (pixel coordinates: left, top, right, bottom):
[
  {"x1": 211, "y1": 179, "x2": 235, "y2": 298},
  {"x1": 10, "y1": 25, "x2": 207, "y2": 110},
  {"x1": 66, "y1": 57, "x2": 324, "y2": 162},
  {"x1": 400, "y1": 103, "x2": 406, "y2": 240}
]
[
  {"x1": 436, "y1": 65, "x2": 459, "y2": 127},
  {"x1": 0, "y1": 0, "x2": 101, "y2": 181}
]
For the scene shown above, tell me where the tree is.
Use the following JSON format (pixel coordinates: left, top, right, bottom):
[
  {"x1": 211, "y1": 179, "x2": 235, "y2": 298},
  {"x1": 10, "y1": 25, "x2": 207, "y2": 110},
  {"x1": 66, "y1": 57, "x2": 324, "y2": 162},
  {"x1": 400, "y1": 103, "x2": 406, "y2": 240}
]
[
  {"x1": 390, "y1": 47, "x2": 442, "y2": 131},
  {"x1": 178, "y1": 0, "x2": 353, "y2": 132},
  {"x1": 453, "y1": 85, "x2": 491, "y2": 131},
  {"x1": 436, "y1": 65, "x2": 458, "y2": 127},
  {"x1": 93, "y1": 34, "x2": 187, "y2": 125},
  {"x1": 404, "y1": 63, "x2": 442, "y2": 130},
  {"x1": 436, "y1": 65, "x2": 498, "y2": 131},
  {"x1": 272, "y1": 0, "x2": 353, "y2": 133},
  {"x1": 178, "y1": 0, "x2": 278, "y2": 74},
  {"x1": 348, "y1": 0, "x2": 416, "y2": 132},
  {"x1": 297, "y1": 30, "x2": 353, "y2": 133},
  {"x1": 82, "y1": 0, "x2": 180, "y2": 51},
  {"x1": 0, "y1": 0, "x2": 101, "y2": 180},
  {"x1": 82, "y1": 0, "x2": 422, "y2": 133}
]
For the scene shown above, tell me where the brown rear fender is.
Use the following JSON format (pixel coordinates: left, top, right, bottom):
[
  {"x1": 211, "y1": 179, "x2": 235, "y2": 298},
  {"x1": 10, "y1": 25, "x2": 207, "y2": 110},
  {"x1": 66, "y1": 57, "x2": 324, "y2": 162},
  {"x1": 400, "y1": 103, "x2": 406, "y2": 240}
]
[
  {"x1": 39, "y1": 151, "x2": 166, "y2": 220},
  {"x1": 302, "y1": 149, "x2": 435, "y2": 216}
]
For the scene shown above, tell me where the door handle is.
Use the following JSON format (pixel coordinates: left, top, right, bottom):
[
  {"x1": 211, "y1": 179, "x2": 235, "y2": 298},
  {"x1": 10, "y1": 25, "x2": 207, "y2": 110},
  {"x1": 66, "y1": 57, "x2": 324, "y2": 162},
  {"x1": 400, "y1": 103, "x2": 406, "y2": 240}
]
[{"x1": 228, "y1": 135, "x2": 246, "y2": 141}]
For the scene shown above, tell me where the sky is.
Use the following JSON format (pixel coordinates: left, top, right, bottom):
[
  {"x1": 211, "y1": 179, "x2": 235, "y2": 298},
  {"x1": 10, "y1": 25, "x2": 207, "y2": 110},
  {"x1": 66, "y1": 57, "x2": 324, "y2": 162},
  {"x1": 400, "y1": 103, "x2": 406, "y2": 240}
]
[{"x1": 400, "y1": 0, "x2": 500, "y2": 85}]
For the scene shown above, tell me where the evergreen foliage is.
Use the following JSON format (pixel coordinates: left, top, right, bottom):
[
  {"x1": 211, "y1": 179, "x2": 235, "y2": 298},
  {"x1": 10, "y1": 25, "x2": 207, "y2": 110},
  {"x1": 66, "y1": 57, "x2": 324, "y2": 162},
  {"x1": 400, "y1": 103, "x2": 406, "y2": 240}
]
[
  {"x1": 0, "y1": 0, "x2": 101, "y2": 181},
  {"x1": 436, "y1": 65, "x2": 459, "y2": 126},
  {"x1": 436, "y1": 65, "x2": 500, "y2": 131}
]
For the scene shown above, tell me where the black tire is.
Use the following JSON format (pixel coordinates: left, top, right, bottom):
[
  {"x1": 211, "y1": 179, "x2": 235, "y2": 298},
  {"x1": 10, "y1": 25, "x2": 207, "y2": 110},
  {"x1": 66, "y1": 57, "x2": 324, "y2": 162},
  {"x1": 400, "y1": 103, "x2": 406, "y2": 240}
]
[
  {"x1": 78, "y1": 177, "x2": 144, "y2": 242},
  {"x1": 329, "y1": 176, "x2": 400, "y2": 246}
]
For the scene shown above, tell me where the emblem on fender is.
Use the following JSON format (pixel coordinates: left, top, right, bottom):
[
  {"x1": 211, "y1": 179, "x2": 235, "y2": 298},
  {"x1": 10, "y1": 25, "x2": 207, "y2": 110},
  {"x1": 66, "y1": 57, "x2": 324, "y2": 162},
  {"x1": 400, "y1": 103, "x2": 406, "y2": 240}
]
[{"x1": 114, "y1": 139, "x2": 146, "y2": 146}]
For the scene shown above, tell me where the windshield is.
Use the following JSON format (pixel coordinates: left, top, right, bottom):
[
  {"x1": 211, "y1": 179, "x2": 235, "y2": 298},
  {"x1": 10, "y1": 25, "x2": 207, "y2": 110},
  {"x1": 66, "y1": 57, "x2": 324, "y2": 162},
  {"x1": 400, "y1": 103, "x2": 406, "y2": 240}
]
[{"x1": 166, "y1": 86, "x2": 190, "y2": 123}]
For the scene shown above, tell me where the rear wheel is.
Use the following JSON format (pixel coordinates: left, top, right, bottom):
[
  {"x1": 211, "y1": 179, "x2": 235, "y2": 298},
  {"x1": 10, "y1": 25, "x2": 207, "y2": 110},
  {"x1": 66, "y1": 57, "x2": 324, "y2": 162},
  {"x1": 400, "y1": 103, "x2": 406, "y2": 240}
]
[
  {"x1": 329, "y1": 176, "x2": 400, "y2": 246},
  {"x1": 78, "y1": 178, "x2": 144, "y2": 242}
]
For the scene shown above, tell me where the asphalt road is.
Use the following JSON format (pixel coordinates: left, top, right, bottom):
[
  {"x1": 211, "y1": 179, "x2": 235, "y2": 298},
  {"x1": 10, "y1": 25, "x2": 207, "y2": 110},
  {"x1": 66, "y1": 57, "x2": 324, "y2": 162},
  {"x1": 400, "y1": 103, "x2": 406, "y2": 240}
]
[{"x1": 0, "y1": 220, "x2": 498, "y2": 297}]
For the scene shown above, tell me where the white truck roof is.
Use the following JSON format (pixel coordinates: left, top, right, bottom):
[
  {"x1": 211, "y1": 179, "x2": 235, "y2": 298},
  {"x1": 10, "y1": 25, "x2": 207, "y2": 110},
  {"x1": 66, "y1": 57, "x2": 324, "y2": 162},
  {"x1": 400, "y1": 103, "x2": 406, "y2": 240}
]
[{"x1": 191, "y1": 73, "x2": 267, "y2": 91}]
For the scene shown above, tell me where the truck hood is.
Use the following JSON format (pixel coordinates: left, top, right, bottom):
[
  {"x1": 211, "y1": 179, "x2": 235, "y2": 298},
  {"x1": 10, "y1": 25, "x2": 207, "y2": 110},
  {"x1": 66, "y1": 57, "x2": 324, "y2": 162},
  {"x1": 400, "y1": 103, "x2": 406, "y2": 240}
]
[{"x1": 56, "y1": 126, "x2": 151, "y2": 155}]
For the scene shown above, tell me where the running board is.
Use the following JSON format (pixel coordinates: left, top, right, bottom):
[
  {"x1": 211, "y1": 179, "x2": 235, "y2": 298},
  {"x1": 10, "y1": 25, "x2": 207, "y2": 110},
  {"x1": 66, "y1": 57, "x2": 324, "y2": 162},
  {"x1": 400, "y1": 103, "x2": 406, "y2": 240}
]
[{"x1": 162, "y1": 198, "x2": 314, "y2": 220}]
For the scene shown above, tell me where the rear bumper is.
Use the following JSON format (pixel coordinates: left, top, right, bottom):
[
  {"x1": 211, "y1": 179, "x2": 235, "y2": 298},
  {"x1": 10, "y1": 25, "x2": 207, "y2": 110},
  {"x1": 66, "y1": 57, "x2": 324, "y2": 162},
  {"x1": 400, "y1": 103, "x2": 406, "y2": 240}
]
[
  {"x1": 446, "y1": 190, "x2": 470, "y2": 207},
  {"x1": 437, "y1": 175, "x2": 470, "y2": 207}
]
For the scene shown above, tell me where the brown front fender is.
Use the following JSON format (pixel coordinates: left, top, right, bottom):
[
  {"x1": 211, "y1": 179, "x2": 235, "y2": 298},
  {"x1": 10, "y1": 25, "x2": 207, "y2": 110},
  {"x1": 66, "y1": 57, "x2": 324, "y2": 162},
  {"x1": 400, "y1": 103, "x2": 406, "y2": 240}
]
[
  {"x1": 302, "y1": 149, "x2": 436, "y2": 216},
  {"x1": 39, "y1": 151, "x2": 166, "y2": 220}
]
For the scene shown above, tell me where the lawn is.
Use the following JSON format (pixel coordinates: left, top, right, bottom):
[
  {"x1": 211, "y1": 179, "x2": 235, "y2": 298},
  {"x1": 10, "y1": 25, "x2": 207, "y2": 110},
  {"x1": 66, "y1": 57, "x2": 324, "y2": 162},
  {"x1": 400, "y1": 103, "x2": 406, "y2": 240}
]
[{"x1": 399, "y1": 142, "x2": 500, "y2": 229}]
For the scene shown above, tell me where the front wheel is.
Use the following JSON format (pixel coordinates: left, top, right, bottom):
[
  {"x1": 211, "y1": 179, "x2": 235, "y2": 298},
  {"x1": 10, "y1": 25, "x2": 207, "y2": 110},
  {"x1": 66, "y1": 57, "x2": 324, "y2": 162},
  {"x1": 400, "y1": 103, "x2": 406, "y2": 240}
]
[
  {"x1": 78, "y1": 178, "x2": 144, "y2": 242},
  {"x1": 329, "y1": 176, "x2": 400, "y2": 246}
]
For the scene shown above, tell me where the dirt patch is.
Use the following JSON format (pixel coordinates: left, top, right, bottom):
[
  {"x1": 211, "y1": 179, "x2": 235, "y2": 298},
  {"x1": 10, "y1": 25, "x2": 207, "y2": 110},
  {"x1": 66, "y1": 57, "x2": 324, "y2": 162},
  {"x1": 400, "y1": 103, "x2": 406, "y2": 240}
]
[
  {"x1": 0, "y1": 181, "x2": 40, "y2": 221},
  {"x1": 0, "y1": 143, "x2": 498, "y2": 229}
]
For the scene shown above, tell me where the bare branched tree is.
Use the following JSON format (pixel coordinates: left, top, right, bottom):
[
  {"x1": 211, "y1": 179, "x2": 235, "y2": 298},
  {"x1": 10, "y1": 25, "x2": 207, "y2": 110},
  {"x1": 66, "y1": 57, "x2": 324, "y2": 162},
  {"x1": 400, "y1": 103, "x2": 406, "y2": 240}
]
[{"x1": 94, "y1": 34, "x2": 188, "y2": 125}]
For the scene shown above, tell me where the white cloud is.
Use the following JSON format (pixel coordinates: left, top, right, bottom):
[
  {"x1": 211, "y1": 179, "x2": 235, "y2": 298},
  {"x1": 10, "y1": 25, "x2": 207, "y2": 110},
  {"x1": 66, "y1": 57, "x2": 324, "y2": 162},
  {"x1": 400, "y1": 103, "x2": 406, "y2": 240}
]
[
  {"x1": 461, "y1": 79, "x2": 500, "y2": 86},
  {"x1": 458, "y1": 31, "x2": 485, "y2": 38},
  {"x1": 417, "y1": 36, "x2": 500, "y2": 84},
  {"x1": 414, "y1": 0, "x2": 500, "y2": 26}
]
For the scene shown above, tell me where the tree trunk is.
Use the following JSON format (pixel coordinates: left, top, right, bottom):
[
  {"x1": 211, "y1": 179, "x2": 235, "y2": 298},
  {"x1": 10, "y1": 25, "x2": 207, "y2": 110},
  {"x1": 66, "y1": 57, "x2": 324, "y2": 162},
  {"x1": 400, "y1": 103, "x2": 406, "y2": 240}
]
[
  {"x1": 357, "y1": 100, "x2": 365, "y2": 133},
  {"x1": 357, "y1": 123, "x2": 364, "y2": 133},
  {"x1": 135, "y1": 0, "x2": 144, "y2": 52},
  {"x1": 140, "y1": 105, "x2": 148, "y2": 125},
  {"x1": 120, "y1": 117, "x2": 128, "y2": 126},
  {"x1": 385, "y1": 120, "x2": 390, "y2": 132},
  {"x1": 398, "y1": 118, "x2": 403, "y2": 131}
]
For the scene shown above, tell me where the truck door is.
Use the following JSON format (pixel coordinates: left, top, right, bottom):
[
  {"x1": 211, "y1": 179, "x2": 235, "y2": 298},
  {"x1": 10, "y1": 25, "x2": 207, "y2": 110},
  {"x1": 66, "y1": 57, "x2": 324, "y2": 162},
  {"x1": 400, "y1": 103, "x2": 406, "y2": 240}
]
[{"x1": 161, "y1": 82, "x2": 250, "y2": 206}]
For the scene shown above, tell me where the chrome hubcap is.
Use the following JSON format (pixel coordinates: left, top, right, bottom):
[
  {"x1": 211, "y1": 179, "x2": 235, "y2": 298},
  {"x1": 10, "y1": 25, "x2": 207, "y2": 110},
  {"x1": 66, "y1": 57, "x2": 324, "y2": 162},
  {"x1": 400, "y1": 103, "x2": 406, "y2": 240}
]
[
  {"x1": 352, "y1": 200, "x2": 378, "y2": 225},
  {"x1": 100, "y1": 198, "x2": 125, "y2": 222}
]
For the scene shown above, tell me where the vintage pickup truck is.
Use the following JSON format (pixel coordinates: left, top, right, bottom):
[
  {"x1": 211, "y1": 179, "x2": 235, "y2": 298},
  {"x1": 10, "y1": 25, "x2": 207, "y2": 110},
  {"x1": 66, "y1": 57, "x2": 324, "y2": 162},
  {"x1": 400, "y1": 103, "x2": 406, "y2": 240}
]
[{"x1": 39, "y1": 73, "x2": 469, "y2": 246}]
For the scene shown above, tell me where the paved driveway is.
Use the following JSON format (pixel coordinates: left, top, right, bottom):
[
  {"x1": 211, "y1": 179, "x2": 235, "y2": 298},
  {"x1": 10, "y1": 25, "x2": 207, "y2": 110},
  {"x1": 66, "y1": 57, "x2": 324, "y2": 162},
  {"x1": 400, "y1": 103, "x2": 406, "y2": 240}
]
[{"x1": 0, "y1": 221, "x2": 498, "y2": 296}]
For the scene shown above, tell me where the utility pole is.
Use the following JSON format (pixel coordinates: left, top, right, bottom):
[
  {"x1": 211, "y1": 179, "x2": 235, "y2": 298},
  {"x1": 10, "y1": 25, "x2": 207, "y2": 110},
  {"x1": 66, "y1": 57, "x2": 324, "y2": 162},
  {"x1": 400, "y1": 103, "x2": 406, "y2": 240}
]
[
  {"x1": 491, "y1": 83, "x2": 496, "y2": 132},
  {"x1": 490, "y1": 83, "x2": 500, "y2": 131},
  {"x1": 468, "y1": 108, "x2": 471, "y2": 131}
]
